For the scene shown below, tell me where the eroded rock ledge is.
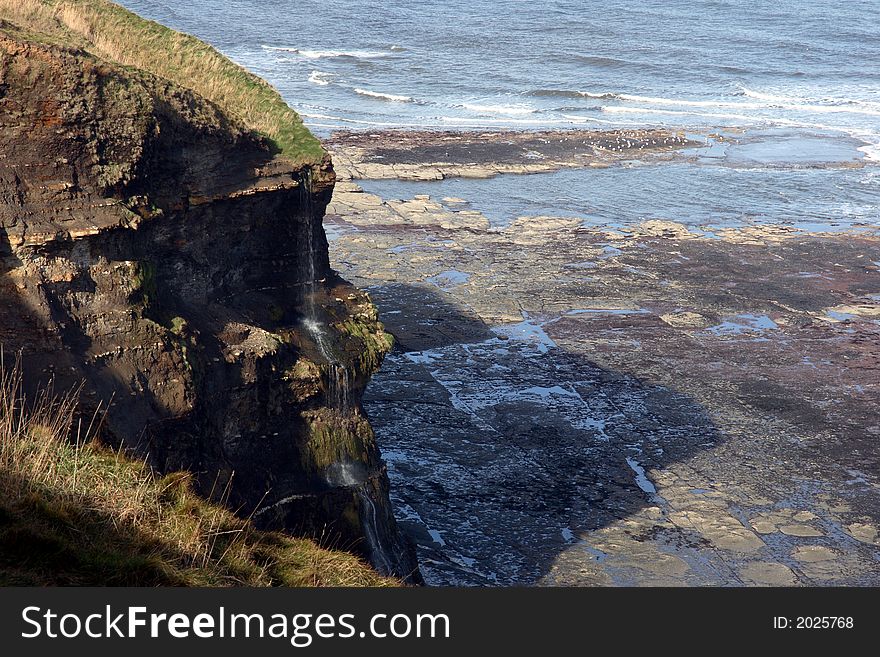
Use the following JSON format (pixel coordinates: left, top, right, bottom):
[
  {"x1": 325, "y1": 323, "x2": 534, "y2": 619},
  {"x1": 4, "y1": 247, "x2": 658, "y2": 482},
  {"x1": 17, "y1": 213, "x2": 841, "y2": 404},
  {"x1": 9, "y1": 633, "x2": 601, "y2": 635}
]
[
  {"x1": 327, "y1": 128, "x2": 694, "y2": 181},
  {"x1": 0, "y1": 24, "x2": 417, "y2": 579}
]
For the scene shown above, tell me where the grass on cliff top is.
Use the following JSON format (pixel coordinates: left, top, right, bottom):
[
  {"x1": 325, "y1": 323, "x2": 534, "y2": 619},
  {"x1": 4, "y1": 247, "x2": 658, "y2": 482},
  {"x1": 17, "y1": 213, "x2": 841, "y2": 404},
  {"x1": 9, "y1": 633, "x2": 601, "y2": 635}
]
[
  {"x1": 0, "y1": 0, "x2": 324, "y2": 165},
  {"x1": 0, "y1": 360, "x2": 395, "y2": 587}
]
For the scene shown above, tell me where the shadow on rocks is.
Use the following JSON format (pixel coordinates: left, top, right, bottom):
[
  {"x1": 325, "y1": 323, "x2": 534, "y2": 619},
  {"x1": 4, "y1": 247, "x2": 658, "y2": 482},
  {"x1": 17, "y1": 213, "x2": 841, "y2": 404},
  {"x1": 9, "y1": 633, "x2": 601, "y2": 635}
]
[{"x1": 361, "y1": 282, "x2": 725, "y2": 585}]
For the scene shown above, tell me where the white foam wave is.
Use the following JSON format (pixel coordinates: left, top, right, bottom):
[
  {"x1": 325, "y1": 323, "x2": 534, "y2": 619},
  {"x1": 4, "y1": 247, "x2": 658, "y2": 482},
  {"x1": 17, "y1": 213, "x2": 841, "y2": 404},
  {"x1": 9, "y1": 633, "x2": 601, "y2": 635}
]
[
  {"x1": 354, "y1": 88, "x2": 413, "y2": 102},
  {"x1": 308, "y1": 71, "x2": 332, "y2": 86},
  {"x1": 300, "y1": 112, "x2": 348, "y2": 121},
  {"x1": 261, "y1": 46, "x2": 392, "y2": 59},
  {"x1": 739, "y1": 88, "x2": 793, "y2": 103},
  {"x1": 300, "y1": 112, "x2": 420, "y2": 127},
  {"x1": 616, "y1": 93, "x2": 766, "y2": 110},
  {"x1": 587, "y1": 91, "x2": 880, "y2": 119},
  {"x1": 739, "y1": 87, "x2": 880, "y2": 116},
  {"x1": 460, "y1": 103, "x2": 537, "y2": 116},
  {"x1": 577, "y1": 91, "x2": 621, "y2": 100},
  {"x1": 569, "y1": 87, "x2": 880, "y2": 121},
  {"x1": 857, "y1": 141, "x2": 880, "y2": 162}
]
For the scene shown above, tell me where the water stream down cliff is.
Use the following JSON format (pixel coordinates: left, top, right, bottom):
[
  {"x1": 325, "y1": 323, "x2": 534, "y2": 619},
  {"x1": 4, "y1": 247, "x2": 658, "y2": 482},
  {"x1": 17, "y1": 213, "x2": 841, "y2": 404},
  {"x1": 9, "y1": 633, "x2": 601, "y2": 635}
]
[
  {"x1": 0, "y1": 9, "x2": 418, "y2": 581},
  {"x1": 298, "y1": 174, "x2": 385, "y2": 567},
  {"x1": 297, "y1": 168, "x2": 351, "y2": 413}
]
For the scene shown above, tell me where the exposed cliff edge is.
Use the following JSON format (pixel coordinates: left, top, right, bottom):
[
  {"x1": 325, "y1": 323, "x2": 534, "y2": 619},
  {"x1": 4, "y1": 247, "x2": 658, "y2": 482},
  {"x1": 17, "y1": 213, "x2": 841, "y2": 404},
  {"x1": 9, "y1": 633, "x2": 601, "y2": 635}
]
[{"x1": 0, "y1": 2, "x2": 418, "y2": 581}]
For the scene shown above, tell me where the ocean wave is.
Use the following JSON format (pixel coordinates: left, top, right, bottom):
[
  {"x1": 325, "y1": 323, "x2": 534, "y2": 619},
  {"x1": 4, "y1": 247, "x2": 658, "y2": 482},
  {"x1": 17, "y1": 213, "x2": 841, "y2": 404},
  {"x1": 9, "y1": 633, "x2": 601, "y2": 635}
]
[
  {"x1": 844, "y1": 128, "x2": 880, "y2": 154},
  {"x1": 739, "y1": 88, "x2": 796, "y2": 103},
  {"x1": 531, "y1": 87, "x2": 880, "y2": 120},
  {"x1": 308, "y1": 71, "x2": 332, "y2": 86},
  {"x1": 299, "y1": 112, "x2": 349, "y2": 120},
  {"x1": 354, "y1": 88, "x2": 413, "y2": 102},
  {"x1": 526, "y1": 89, "x2": 619, "y2": 100},
  {"x1": 580, "y1": 90, "x2": 803, "y2": 111},
  {"x1": 859, "y1": 146, "x2": 880, "y2": 162},
  {"x1": 460, "y1": 103, "x2": 538, "y2": 116},
  {"x1": 261, "y1": 46, "x2": 393, "y2": 59},
  {"x1": 739, "y1": 87, "x2": 880, "y2": 116},
  {"x1": 300, "y1": 112, "x2": 420, "y2": 127},
  {"x1": 855, "y1": 136, "x2": 880, "y2": 162},
  {"x1": 577, "y1": 91, "x2": 623, "y2": 100},
  {"x1": 523, "y1": 89, "x2": 600, "y2": 98},
  {"x1": 616, "y1": 93, "x2": 767, "y2": 110}
]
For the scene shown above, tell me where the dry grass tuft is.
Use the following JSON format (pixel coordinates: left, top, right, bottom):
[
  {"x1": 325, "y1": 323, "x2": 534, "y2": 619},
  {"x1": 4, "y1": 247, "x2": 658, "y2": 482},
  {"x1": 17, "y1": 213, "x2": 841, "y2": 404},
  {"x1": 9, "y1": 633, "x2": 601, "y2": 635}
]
[{"x1": 0, "y1": 357, "x2": 396, "y2": 587}]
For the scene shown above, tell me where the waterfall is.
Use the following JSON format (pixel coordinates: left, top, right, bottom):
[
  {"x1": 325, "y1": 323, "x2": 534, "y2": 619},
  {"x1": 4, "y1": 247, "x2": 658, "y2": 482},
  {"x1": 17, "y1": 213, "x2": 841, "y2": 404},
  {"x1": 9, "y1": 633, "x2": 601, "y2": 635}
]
[
  {"x1": 357, "y1": 486, "x2": 393, "y2": 575},
  {"x1": 324, "y1": 461, "x2": 393, "y2": 575},
  {"x1": 330, "y1": 363, "x2": 350, "y2": 412},
  {"x1": 302, "y1": 319, "x2": 351, "y2": 414},
  {"x1": 299, "y1": 171, "x2": 383, "y2": 568},
  {"x1": 298, "y1": 169, "x2": 352, "y2": 413}
]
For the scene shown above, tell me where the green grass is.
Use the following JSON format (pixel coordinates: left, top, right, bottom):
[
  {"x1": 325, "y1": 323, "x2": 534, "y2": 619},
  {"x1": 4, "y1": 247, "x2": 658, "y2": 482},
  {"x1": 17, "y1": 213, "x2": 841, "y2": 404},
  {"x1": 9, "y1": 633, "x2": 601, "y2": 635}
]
[
  {"x1": 0, "y1": 360, "x2": 396, "y2": 586},
  {"x1": 0, "y1": 0, "x2": 325, "y2": 165}
]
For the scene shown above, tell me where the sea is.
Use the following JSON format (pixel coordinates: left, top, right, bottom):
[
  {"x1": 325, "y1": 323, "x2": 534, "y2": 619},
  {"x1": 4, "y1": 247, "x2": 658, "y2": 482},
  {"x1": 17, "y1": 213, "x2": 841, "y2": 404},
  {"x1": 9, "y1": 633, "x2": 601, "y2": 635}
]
[{"x1": 118, "y1": 0, "x2": 879, "y2": 232}]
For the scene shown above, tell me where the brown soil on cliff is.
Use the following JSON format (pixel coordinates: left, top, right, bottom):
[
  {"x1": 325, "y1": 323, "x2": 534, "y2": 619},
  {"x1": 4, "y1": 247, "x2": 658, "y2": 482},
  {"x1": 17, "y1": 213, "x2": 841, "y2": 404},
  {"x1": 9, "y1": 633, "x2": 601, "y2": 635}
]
[{"x1": 0, "y1": 362, "x2": 397, "y2": 586}]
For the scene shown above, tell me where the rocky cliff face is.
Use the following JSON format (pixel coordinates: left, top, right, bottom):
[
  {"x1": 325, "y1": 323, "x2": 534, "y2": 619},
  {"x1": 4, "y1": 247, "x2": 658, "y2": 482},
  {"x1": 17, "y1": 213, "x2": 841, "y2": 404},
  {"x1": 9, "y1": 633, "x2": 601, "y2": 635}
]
[{"x1": 0, "y1": 24, "x2": 418, "y2": 580}]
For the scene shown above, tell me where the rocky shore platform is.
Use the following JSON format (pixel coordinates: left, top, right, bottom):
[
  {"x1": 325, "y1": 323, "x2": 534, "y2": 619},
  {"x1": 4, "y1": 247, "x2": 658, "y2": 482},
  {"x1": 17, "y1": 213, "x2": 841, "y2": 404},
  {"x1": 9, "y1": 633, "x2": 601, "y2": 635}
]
[
  {"x1": 326, "y1": 128, "x2": 694, "y2": 180},
  {"x1": 325, "y1": 131, "x2": 880, "y2": 586}
]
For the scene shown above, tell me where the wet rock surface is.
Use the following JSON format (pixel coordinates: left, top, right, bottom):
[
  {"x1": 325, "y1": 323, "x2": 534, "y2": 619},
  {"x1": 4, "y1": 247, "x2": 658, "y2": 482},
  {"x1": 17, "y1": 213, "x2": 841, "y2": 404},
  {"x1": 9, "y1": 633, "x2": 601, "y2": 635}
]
[{"x1": 326, "y1": 142, "x2": 880, "y2": 586}]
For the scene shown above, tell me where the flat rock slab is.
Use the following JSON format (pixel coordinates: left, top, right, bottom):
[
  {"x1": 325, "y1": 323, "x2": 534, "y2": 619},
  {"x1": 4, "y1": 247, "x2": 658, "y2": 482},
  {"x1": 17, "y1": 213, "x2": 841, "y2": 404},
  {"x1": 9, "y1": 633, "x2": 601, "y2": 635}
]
[{"x1": 327, "y1": 128, "x2": 695, "y2": 181}]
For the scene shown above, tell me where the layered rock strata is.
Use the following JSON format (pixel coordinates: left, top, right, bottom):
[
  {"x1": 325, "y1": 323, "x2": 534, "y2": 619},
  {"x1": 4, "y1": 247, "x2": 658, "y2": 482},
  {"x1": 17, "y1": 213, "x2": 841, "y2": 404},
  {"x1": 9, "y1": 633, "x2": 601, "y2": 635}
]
[{"x1": 0, "y1": 24, "x2": 417, "y2": 579}]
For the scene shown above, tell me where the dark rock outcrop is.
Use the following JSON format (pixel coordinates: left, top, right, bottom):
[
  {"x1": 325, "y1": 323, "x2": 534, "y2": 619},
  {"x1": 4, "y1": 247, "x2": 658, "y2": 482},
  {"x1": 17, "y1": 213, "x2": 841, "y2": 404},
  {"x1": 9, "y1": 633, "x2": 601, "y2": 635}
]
[{"x1": 0, "y1": 26, "x2": 418, "y2": 581}]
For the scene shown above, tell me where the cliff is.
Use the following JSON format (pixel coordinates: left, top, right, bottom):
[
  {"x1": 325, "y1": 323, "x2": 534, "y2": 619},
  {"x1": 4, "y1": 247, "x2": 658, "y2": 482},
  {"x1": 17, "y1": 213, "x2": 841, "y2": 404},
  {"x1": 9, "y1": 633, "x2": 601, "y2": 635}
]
[{"x1": 0, "y1": 2, "x2": 418, "y2": 581}]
